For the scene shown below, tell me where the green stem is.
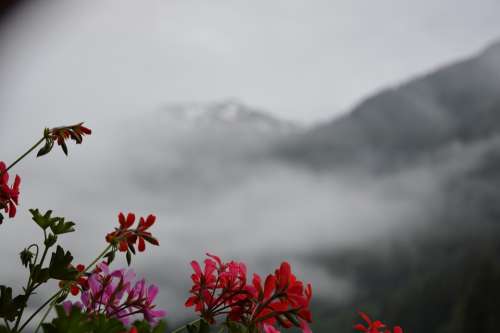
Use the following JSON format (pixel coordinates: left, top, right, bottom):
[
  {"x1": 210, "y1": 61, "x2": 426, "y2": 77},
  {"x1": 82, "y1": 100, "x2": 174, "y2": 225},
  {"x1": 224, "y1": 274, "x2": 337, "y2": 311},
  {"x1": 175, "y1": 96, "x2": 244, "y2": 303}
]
[
  {"x1": 216, "y1": 325, "x2": 226, "y2": 333},
  {"x1": 3, "y1": 319, "x2": 11, "y2": 331},
  {"x1": 13, "y1": 272, "x2": 35, "y2": 331},
  {"x1": 13, "y1": 238, "x2": 51, "y2": 332},
  {"x1": 37, "y1": 237, "x2": 50, "y2": 273},
  {"x1": 27, "y1": 244, "x2": 40, "y2": 266},
  {"x1": 18, "y1": 244, "x2": 112, "y2": 332},
  {"x1": 171, "y1": 319, "x2": 202, "y2": 333},
  {"x1": 18, "y1": 291, "x2": 61, "y2": 333},
  {"x1": 32, "y1": 293, "x2": 61, "y2": 333},
  {"x1": 84, "y1": 244, "x2": 112, "y2": 273},
  {"x1": 4, "y1": 137, "x2": 45, "y2": 174}
]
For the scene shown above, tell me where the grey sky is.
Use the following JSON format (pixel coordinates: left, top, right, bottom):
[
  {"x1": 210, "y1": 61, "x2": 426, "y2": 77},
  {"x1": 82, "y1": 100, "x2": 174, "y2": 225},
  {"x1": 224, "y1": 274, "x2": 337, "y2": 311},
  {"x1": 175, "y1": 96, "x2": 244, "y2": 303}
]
[{"x1": 1, "y1": 0, "x2": 500, "y2": 125}]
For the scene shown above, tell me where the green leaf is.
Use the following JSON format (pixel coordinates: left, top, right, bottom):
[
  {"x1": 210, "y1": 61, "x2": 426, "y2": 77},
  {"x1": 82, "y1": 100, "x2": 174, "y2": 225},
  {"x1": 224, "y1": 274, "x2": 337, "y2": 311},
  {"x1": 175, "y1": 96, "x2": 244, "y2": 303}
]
[
  {"x1": 0, "y1": 286, "x2": 26, "y2": 322},
  {"x1": 128, "y1": 243, "x2": 136, "y2": 255},
  {"x1": 89, "y1": 314, "x2": 124, "y2": 333},
  {"x1": 37, "y1": 138, "x2": 54, "y2": 157},
  {"x1": 104, "y1": 250, "x2": 115, "y2": 265},
  {"x1": 186, "y1": 324, "x2": 197, "y2": 333},
  {"x1": 20, "y1": 248, "x2": 34, "y2": 268},
  {"x1": 132, "y1": 320, "x2": 167, "y2": 333},
  {"x1": 0, "y1": 325, "x2": 11, "y2": 333},
  {"x1": 60, "y1": 140, "x2": 68, "y2": 156},
  {"x1": 226, "y1": 321, "x2": 249, "y2": 333},
  {"x1": 42, "y1": 306, "x2": 125, "y2": 333},
  {"x1": 45, "y1": 234, "x2": 58, "y2": 248},
  {"x1": 50, "y1": 218, "x2": 76, "y2": 235},
  {"x1": 187, "y1": 320, "x2": 210, "y2": 333},
  {"x1": 48, "y1": 246, "x2": 78, "y2": 281},
  {"x1": 126, "y1": 251, "x2": 132, "y2": 266},
  {"x1": 31, "y1": 265, "x2": 50, "y2": 284},
  {"x1": 152, "y1": 321, "x2": 167, "y2": 333},
  {"x1": 198, "y1": 320, "x2": 210, "y2": 333},
  {"x1": 42, "y1": 306, "x2": 90, "y2": 333},
  {"x1": 30, "y1": 209, "x2": 59, "y2": 230}
]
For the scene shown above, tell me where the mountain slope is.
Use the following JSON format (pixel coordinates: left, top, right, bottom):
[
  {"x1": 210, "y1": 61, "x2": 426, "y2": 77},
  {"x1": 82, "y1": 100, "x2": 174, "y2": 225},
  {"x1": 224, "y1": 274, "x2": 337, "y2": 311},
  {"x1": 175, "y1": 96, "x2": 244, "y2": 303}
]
[{"x1": 278, "y1": 40, "x2": 500, "y2": 171}]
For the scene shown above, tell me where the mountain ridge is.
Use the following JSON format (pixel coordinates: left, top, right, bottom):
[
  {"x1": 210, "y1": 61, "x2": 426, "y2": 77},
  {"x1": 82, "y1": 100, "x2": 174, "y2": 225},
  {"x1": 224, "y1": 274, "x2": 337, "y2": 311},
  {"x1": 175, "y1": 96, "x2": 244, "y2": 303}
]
[{"x1": 276, "y1": 39, "x2": 500, "y2": 171}]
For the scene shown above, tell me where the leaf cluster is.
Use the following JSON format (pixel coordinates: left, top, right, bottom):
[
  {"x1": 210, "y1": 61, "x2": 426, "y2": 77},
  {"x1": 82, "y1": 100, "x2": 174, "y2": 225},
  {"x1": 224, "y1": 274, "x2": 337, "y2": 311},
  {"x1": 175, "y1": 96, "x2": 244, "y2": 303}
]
[
  {"x1": 42, "y1": 306, "x2": 167, "y2": 333},
  {"x1": 29, "y1": 209, "x2": 75, "y2": 235},
  {"x1": 0, "y1": 286, "x2": 26, "y2": 322}
]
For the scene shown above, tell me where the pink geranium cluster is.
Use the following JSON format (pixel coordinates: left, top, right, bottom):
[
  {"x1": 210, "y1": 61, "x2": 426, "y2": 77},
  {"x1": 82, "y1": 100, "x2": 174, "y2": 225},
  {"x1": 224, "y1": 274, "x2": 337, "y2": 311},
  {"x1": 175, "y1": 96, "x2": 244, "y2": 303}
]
[
  {"x1": 185, "y1": 253, "x2": 313, "y2": 333},
  {"x1": 0, "y1": 161, "x2": 21, "y2": 221},
  {"x1": 64, "y1": 262, "x2": 166, "y2": 325}
]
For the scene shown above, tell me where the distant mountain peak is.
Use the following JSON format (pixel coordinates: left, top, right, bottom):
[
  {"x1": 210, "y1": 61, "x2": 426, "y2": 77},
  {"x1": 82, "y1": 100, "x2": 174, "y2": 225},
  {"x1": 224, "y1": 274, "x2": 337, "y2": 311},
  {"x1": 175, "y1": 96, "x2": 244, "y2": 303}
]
[{"x1": 161, "y1": 99, "x2": 299, "y2": 133}]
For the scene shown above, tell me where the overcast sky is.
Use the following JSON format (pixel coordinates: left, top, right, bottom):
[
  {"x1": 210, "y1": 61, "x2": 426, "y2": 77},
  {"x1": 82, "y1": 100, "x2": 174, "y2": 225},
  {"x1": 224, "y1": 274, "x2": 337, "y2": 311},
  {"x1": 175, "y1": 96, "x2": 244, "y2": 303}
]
[{"x1": 1, "y1": 0, "x2": 500, "y2": 125}]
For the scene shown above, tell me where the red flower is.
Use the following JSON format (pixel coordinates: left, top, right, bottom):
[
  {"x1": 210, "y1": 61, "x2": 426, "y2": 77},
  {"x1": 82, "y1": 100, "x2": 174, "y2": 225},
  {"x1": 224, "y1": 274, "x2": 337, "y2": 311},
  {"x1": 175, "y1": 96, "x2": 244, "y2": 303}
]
[
  {"x1": 0, "y1": 161, "x2": 21, "y2": 221},
  {"x1": 106, "y1": 212, "x2": 159, "y2": 256},
  {"x1": 354, "y1": 312, "x2": 403, "y2": 333},
  {"x1": 185, "y1": 254, "x2": 312, "y2": 333},
  {"x1": 137, "y1": 214, "x2": 159, "y2": 252},
  {"x1": 185, "y1": 253, "x2": 248, "y2": 324},
  {"x1": 248, "y1": 262, "x2": 313, "y2": 333},
  {"x1": 38, "y1": 122, "x2": 92, "y2": 157},
  {"x1": 59, "y1": 263, "x2": 88, "y2": 296}
]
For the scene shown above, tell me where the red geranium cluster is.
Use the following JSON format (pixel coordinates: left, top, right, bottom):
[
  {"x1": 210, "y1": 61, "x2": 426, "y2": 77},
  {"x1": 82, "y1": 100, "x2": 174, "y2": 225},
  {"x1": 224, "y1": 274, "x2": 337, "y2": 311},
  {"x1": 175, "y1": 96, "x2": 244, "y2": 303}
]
[
  {"x1": 0, "y1": 161, "x2": 21, "y2": 221},
  {"x1": 185, "y1": 254, "x2": 312, "y2": 333},
  {"x1": 354, "y1": 312, "x2": 403, "y2": 333},
  {"x1": 106, "y1": 213, "x2": 160, "y2": 254}
]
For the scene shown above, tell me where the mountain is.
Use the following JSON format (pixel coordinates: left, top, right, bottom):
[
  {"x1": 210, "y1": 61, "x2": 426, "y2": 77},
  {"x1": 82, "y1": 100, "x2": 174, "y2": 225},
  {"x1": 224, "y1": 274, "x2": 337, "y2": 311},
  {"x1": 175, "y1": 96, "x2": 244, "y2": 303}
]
[
  {"x1": 121, "y1": 99, "x2": 299, "y2": 202},
  {"x1": 158, "y1": 99, "x2": 298, "y2": 134},
  {"x1": 277, "y1": 40, "x2": 500, "y2": 171},
  {"x1": 278, "y1": 40, "x2": 500, "y2": 333}
]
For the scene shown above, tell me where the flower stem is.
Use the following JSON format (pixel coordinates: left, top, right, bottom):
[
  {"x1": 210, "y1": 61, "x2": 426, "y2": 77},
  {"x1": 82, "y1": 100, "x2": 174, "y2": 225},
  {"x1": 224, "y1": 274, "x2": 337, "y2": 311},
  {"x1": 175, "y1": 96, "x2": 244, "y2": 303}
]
[
  {"x1": 3, "y1": 319, "x2": 11, "y2": 331},
  {"x1": 171, "y1": 318, "x2": 201, "y2": 333},
  {"x1": 18, "y1": 291, "x2": 62, "y2": 333},
  {"x1": 84, "y1": 244, "x2": 112, "y2": 273},
  {"x1": 17, "y1": 244, "x2": 111, "y2": 332},
  {"x1": 33, "y1": 293, "x2": 61, "y2": 333},
  {"x1": 4, "y1": 137, "x2": 45, "y2": 174}
]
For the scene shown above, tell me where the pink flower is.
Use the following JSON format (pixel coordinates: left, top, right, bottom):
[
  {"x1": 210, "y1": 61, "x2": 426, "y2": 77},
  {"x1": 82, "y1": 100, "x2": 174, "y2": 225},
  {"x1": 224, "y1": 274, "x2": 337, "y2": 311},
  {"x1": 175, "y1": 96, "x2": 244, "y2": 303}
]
[
  {"x1": 67, "y1": 262, "x2": 166, "y2": 325},
  {"x1": 141, "y1": 284, "x2": 167, "y2": 323}
]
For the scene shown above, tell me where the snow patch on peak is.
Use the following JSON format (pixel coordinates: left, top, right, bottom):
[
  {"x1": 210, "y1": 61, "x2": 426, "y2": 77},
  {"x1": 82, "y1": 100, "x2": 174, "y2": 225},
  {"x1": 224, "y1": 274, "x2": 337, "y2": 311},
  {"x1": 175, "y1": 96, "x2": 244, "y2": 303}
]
[{"x1": 161, "y1": 99, "x2": 299, "y2": 134}]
